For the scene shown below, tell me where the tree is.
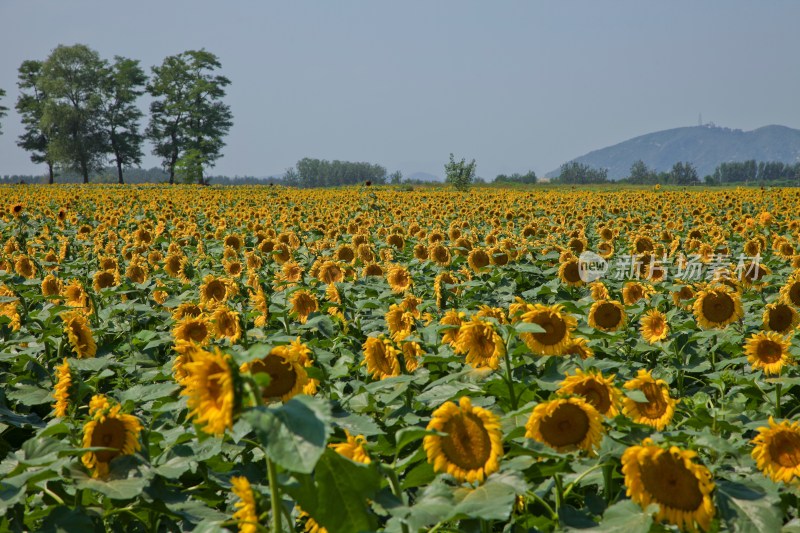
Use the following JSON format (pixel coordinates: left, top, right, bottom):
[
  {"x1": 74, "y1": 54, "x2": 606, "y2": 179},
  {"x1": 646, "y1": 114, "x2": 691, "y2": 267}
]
[
  {"x1": 0, "y1": 88, "x2": 7, "y2": 135},
  {"x1": 16, "y1": 60, "x2": 57, "y2": 184},
  {"x1": 101, "y1": 57, "x2": 146, "y2": 184},
  {"x1": 628, "y1": 160, "x2": 657, "y2": 184},
  {"x1": 444, "y1": 153, "x2": 476, "y2": 191},
  {"x1": 147, "y1": 50, "x2": 233, "y2": 184},
  {"x1": 494, "y1": 170, "x2": 537, "y2": 184},
  {"x1": 389, "y1": 170, "x2": 403, "y2": 184},
  {"x1": 669, "y1": 161, "x2": 699, "y2": 185},
  {"x1": 40, "y1": 44, "x2": 108, "y2": 183},
  {"x1": 556, "y1": 161, "x2": 608, "y2": 184}
]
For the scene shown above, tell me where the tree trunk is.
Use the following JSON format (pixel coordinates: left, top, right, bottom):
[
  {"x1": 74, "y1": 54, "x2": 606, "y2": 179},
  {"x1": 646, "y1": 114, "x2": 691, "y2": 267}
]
[
  {"x1": 117, "y1": 159, "x2": 124, "y2": 184},
  {"x1": 81, "y1": 161, "x2": 89, "y2": 184},
  {"x1": 47, "y1": 162, "x2": 54, "y2": 185}
]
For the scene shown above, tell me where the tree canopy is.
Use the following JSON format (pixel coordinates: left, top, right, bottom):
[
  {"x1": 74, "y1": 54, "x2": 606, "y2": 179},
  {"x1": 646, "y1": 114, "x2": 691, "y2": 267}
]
[{"x1": 444, "y1": 153, "x2": 476, "y2": 191}]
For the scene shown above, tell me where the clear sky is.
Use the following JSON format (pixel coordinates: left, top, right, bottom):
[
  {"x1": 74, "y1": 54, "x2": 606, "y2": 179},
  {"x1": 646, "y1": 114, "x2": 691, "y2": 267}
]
[{"x1": 1, "y1": 1, "x2": 799, "y2": 180}]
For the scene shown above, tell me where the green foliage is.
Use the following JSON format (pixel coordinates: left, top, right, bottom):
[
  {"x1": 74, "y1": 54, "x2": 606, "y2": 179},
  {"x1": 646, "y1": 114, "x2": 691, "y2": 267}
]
[
  {"x1": 444, "y1": 153, "x2": 476, "y2": 191},
  {"x1": 555, "y1": 161, "x2": 609, "y2": 184},
  {"x1": 15, "y1": 60, "x2": 56, "y2": 184},
  {"x1": 0, "y1": 87, "x2": 7, "y2": 135},
  {"x1": 146, "y1": 49, "x2": 233, "y2": 184},
  {"x1": 389, "y1": 170, "x2": 403, "y2": 184},
  {"x1": 669, "y1": 161, "x2": 699, "y2": 185},
  {"x1": 494, "y1": 170, "x2": 537, "y2": 184},
  {"x1": 293, "y1": 157, "x2": 387, "y2": 187},
  {"x1": 39, "y1": 44, "x2": 108, "y2": 183},
  {"x1": 101, "y1": 56, "x2": 147, "y2": 184}
]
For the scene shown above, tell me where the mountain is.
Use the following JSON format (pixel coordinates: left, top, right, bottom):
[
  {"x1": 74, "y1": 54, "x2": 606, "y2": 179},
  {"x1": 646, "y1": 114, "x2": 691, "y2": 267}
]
[{"x1": 546, "y1": 124, "x2": 800, "y2": 180}]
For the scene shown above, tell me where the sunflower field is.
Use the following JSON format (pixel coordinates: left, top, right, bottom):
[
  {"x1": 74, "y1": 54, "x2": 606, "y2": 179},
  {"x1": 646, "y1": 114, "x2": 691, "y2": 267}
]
[{"x1": 1, "y1": 184, "x2": 800, "y2": 532}]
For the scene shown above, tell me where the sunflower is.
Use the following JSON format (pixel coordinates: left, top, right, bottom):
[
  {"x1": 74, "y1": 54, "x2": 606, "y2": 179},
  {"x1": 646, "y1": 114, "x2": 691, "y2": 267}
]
[
  {"x1": 290, "y1": 290, "x2": 319, "y2": 324},
  {"x1": 453, "y1": 316, "x2": 505, "y2": 370},
  {"x1": 52, "y1": 358, "x2": 75, "y2": 417},
  {"x1": 558, "y1": 258, "x2": 583, "y2": 287},
  {"x1": 386, "y1": 304, "x2": 414, "y2": 342},
  {"x1": 440, "y1": 309, "x2": 465, "y2": 346},
  {"x1": 173, "y1": 316, "x2": 210, "y2": 345},
  {"x1": 172, "y1": 302, "x2": 204, "y2": 321},
  {"x1": 317, "y1": 260, "x2": 344, "y2": 284},
  {"x1": 763, "y1": 301, "x2": 800, "y2": 334},
  {"x1": 621, "y1": 438, "x2": 715, "y2": 532},
  {"x1": 0, "y1": 284, "x2": 20, "y2": 331},
  {"x1": 181, "y1": 346, "x2": 237, "y2": 436},
  {"x1": 434, "y1": 271, "x2": 458, "y2": 308},
  {"x1": 81, "y1": 400, "x2": 143, "y2": 478},
  {"x1": 751, "y1": 417, "x2": 800, "y2": 484},
  {"x1": 558, "y1": 368, "x2": 622, "y2": 417},
  {"x1": 468, "y1": 248, "x2": 492, "y2": 272},
  {"x1": 640, "y1": 309, "x2": 669, "y2": 344},
  {"x1": 564, "y1": 336, "x2": 594, "y2": 359},
  {"x1": 622, "y1": 281, "x2": 651, "y2": 306},
  {"x1": 744, "y1": 331, "x2": 791, "y2": 376},
  {"x1": 362, "y1": 336, "x2": 401, "y2": 380},
  {"x1": 212, "y1": 306, "x2": 242, "y2": 343},
  {"x1": 14, "y1": 255, "x2": 36, "y2": 279},
  {"x1": 200, "y1": 274, "x2": 237, "y2": 308},
  {"x1": 41, "y1": 274, "x2": 63, "y2": 299},
  {"x1": 62, "y1": 311, "x2": 97, "y2": 358},
  {"x1": 671, "y1": 284, "x2": 695, "y2": 310},
  {"x1": 693, "y1": 285, "x2": 743, "y2": 329},
  {"x1": 588, "y1": 299, "x2": 627, "y2": 332},
  {"x1": 424, "y1": 396, "x2": 503, "y2": 484},
  {"x1": 330, "y1": 430, "x2": 371, "y2": 464},
  {"x1": 386, "y1": 265, "x2": 413, "y2": 293},
  {"x1": 93, "y1": 269, "x2": 120, "y2": 292},
  {"x1": 231, "y1": 476, "x2": 259, "y2": 533},
  {"x1": 517, "y1": 303, "x2": 576, "y2": 356},
  {"x1": 527, "y1": 395, "x2": 605, "y2": 455},
  {"x1": 589, "y1": 281, "x2": 609, "y2": 301},
  {"x1": 240, "y1": 341, "x2": 311, "y2": 402},
  {"x1": 401, "y1": 340, "x2": 424, "y2": 372},
  {"x1": 780, "y1": 273, "x2": 800, "y2": 307},
  {"x1": 623, "y1": 369, "x2": 677, "y2": 430},
  {"x1": 62, "y1": 279, "x2": 91, "y2": 312}
]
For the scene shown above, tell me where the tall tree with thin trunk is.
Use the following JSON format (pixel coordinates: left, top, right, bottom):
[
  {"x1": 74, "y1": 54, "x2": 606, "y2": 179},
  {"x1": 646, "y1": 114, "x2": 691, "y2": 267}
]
[
  {"x1": 16, "y1": 60, "x2": 57, "y2": 184},
  {"x1": 147, "y1": 50, "x2": 232, "y2": 184},
  {"x1": 40, "y1": 44, "x2": 107, "y2": 183},
  {"x1": 100, "y1": 57, "x2": 146, "y2": 184},
  {"x1": 0, "y1": 88, "x2": 8, "y2": 135}
]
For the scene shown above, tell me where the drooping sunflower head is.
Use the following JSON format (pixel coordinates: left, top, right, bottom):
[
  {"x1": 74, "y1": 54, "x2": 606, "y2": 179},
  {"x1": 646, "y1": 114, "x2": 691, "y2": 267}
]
[
  {"x1": 623, "y1": 369, "x2": 677, "y2": 431},
  {"x1": 622, "y1": 281, "x2": 651, "y2": 306},
  {"x1": 81, "y1": 402, "x2": 143, "y2": 479},
  {"x1": 362, "y1": 336, "x2": 401, "y2": 380},
  {"x1": 558, "y1": 368, "x2": 622, "y2": 417},
  {"x1": 564, "y1": 336, "x2": 594, "y2": 359},
  {"x1": 744, "y1": 331, "x2": 791, "y2": 376},
  {"x1": 181, "y1": 346, "x2": 238, "y2": 436},
  {"x1": 763, "y1": 302, "x2": 800, "y2": 334},
  {"x1": 518, "y1": 303, "x2": 577, "y2": 356},
  {"x1": 290, "y1": 290, "x2": 319, "y2": 324},
  {"x1": 453, "y1": 316, "x2": 505, "y2": 370},
  {"x1": 41, "y1": 274, "x2": 63, "y2": 298},
  {"x1": 525, "y1": 396, "x2": 604, "y2": 454},
  {"x1": 440, "y1": 309, "x2": 465, "y2": 346},
  {"x1": 671, "y1": 284, "x2": 695, "y2": 310},
  {"x1": 212, "y1": 306, "x2": 242, "y2": 343},
  {"x1": 200, "y1": 274, "x2": 237, "y2": 307},
  {"x1": 52, "y1": 358, "x2": 75, "y2": 418},
  {"x1": 693, "y1": 285, "x2": 743, "y2": 329},
  {"x1": 317, "y1": 260, "x2": 344, "y2": 285},
  {"x1": 621, "y1": 438, "x2": 715, "y2": 532},
  {"x1": 589, "y1": 281, "x2": 609, "y2": 301},
  {"x1": 424, "y1": 396, "x2": 503, "y2": 484},
  {"x1": 640, "y1": 309, "x2": 669, "y2": 344},
  {"x1": 751, "y1": 417, "x2": 800, "y2": 484},
  {"x1": 61, "y1": 311, "x2": 97, "y2": 358},
  {"x1": 588, "y1": 300, "x2": 627, "y2": 332},
  {"x1": 231, "y1": 476, "x2": 260, "y2": 533},
  {"x1": 385, "y1": 304, "x2": 415, "y2": 342}
]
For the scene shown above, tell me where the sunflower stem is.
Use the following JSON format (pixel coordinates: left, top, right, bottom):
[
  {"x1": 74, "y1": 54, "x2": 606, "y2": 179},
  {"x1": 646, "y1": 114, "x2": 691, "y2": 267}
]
[
  {"x1": 775, "y1": 382, "x2": 782, "y2": 418},
  {"x1": 266, "y1": 456, "x2": 282, "y2": 533},
  {"x1": 383, "y1": 466, "x2": 410, "y2": 533},
  {"x1": 503, "y1": 327, "x2": 518, "y2": 410},
  {"x1": 526, "y1": 490, "x2": 557, "y2": 521},
  {"x1": 553, "y1": 473, "x2": 564, "y2": 512},
  {"x1": 602, "y1": 462, "x2": 615, "y2": 504}
]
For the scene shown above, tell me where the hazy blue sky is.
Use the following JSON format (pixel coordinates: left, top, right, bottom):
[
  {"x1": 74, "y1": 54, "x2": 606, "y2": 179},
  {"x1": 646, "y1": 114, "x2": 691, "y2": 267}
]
[{"x1": 1, "y1": 1, "x2": 799, "y2": 180}]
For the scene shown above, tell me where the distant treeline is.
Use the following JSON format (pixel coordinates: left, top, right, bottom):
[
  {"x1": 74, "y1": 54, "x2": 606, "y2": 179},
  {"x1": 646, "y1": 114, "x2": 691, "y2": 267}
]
[{"x1": 551, "y1": 160, "x2": 800, "y2": 186}]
